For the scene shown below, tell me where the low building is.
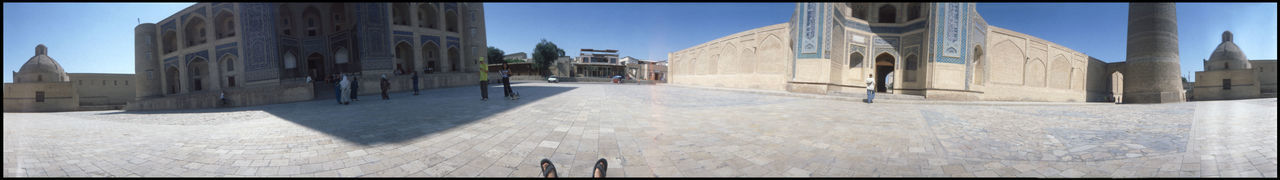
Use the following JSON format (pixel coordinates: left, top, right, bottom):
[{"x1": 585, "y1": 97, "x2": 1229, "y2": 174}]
[
  {"x1": 4, "y1": 45, "x2": 136, "y2": 112},
  {"x1": 574, "y1": 49, "x2": 625, "y2": 78},
  {"x1": 1191, "y1": 31, "x2": 1278, "y2": 100}
]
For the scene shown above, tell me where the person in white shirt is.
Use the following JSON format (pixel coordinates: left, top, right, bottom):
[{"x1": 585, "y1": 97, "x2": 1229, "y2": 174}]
[{"x1": 866, "y1": 74, "x2": 876, "y2": 103}]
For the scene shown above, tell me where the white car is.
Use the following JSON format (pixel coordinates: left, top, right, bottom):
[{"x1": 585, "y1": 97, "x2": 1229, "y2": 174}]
[{"x1": 547, "y1": 76, "x2": 559, "y2": 83}]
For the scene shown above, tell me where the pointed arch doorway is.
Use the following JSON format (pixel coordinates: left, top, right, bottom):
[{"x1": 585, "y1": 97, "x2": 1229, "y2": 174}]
[{"x1": 875, "y1": 53, "x2": 895, "y2": 93}]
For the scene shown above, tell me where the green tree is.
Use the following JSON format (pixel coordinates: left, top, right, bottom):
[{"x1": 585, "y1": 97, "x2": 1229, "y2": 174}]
[
  {"x1": 532, "y1": 39, "x2": 565, "y2": 76},
  {"x1": 486, "y1": 46, "x2": 505, "y2": 64}
]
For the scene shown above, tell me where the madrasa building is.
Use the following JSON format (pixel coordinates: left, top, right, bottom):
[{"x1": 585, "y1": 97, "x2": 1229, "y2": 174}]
[
  {"x1": 668, "y1": 3, "x2": 1195, "y2": 103},
  {"x1": 130, "y1": 3, "x2": 488, "y2": 110}
]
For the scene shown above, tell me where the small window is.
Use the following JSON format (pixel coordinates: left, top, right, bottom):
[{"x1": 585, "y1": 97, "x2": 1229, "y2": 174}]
[
  {"x1": 36, "y1": 91, "x2": 45, "y2": 102},
  {"x1": 148, "y1": 70, "x2": 155, "y2": 80},
  {"x1": 1222, "y1": 79, "x2": 1231, "y2": 90},
  {"x1": 115, "y1": 80, "x2": 118, "y2": 86},
  {"x1": 228, "y1": 76, "x2": 236, "y2": 87},
  {"x1": 80, "y1": 80, "x2": 83, "y2": 85},
  {"x1": 125, "y1": 81, "x2": 129, "y2": 85},
  {"x1": 38, "y1": 75, "x2": 42, "y2": 82}
]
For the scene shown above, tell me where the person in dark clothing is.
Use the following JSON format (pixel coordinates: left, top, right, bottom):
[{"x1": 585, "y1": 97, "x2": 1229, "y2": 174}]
[
  {"x1": 478, "y1": 58, "x2": 489, "y2": 101},
  {"x1": 501, "y1": 62, "x2": 513, "y2": 99},
  {"x1": 411, "y1": 72, "x2": 420, "y2": 95},
  {"x1": 350, "y1": 74, "x2": 360, "y2": 101},
  {"x1": 380, "y1": 74, "x2": 391, "y2": 100}
]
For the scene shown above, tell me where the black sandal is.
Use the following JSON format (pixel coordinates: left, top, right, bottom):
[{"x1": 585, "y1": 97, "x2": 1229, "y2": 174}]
[
  {"x1": 593, "y1": 158, "x2": 607, "y2": 178},
  {"x1": 541, "y1": 158, "x2": 557, "y2": 178}
]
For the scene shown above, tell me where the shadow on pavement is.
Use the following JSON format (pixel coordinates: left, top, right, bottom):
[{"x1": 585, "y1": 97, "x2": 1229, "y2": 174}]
[{"x1": 104, "y1": 84, "x2": 576, "y2": 146}]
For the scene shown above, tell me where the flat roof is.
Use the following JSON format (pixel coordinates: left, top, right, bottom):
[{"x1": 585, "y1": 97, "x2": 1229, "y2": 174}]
[{"x1": 580, "y1": 49, "x2": 618, "y2": 53}]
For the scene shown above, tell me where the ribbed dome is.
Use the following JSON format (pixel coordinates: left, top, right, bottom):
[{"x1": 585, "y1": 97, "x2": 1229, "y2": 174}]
[
  {"x1": 1206, "y1": 31, "x2": 1250, "y2": 71},
  {"x1": 16, "y1": 44, "x2": 69, "y2": 83}
]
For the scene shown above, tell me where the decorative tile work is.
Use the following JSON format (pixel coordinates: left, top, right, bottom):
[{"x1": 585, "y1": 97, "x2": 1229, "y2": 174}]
[
  {"x1": 394, "y1": 35, "x2": 413, "y2": 45},
  {"x1": 940, "y1": 4, "x2": 963, "y2": 58},
  {"x1": 181, "y1": 6, "x2": 207, "y2": 25},
  {"x1": 796, "y1": 3, "x2": 824, "y2": 59},
  {"x1": 824, "y1": 4, "x2": 831, "y2": 59},
  {"x1": 161, "y1": 20, "x2": 176, "y2": 33},
  {"x1": 238, "y1": 3, "x2": 281, "y2": 82},
  {"x1": 217, "y1": 47, "x2": 238, "y2": 61},
  {"x1": 446, "y1": 36, "x2": 460, "y2": 49},
  {"x1": 444, "y1": 3, "x2": 457, "y2": 13},
  {"x1": 216, "y1": 42, "x2": 238, "y2": 60},
  {"x1": 392, "y1": 31, "x2": 413, "y2": 36},
  {"x1": 216, "y1": 42, "x2": 238, "y2": 50},
  {"x1": 842, "y1": 17, "x2": 871, "y2": 32},
  {"x1": 420, "y1": 35, "x2": 441, "y2": 46},
  {"x1": 904, "y1": 46, "x2": 919, "y2": 58},
  {"x1": 849, "y1": 44, "x2": 866, "y2": 57},
  {"x1": 303, "y1": 38, "x2": 326, "y2": 56},
  {"x1": 164, "y1": 56, "x2": 179, "y2": 69},
  {"x1": 873, "y1": 36, "x2": 899, "y2": 48},
  {"x1": 357, "y1": 3, "x2": 392, "y2": 71},
  {"x1": 903, "y1": 33, "x2": 923, "y2": 47},
  {"x1": 870, "y1": 21, "x2": 928, "y2": 34},
  {"x1": 933, "y1": 3, "x2": 968, "y2": 64},
  {"x1": 185, "y1": 50, "x2": 210, "y2": 64},
  {"x1": 328, "y1": 31, "x2": 349, "y2": 42},
  {"x1": 212, "y1": 3, "x2": 234, "y2": 15}
]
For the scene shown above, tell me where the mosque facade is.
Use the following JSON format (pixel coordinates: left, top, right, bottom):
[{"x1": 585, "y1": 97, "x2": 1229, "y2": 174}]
[
  {"x1": 668, "y1": 3, "x2": 1211, "y2": 103},
  {"x1": 130, "y1": 3, "x2": 488, "y2": 110}
]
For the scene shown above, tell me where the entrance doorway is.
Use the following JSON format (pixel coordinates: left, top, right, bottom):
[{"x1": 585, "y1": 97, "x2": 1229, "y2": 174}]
[
  {"x1": 875, "y1": 53, "x2": 895, "y2": 93},
  {"x1": 307, "y1": 53, "x2": 325, "y2": 82}
]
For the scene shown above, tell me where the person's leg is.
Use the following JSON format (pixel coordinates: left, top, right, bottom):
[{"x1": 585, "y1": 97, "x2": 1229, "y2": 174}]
[
  {"x1": 503, "y1": 78, "x2": 511, "y2": 97},
  {"x1": 480, "y1": 81, "x2": 489, "y2": 100},
  {"x1": 867, "y1": 89, "x2": 874, "y2": 103}
]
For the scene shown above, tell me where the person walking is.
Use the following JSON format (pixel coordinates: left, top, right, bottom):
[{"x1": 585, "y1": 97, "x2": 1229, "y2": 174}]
[
  {"x1": 478, "y1": 57, "x2": 490, "y2": 101},
  {"x1": 411, "y1": 72, "x2": 420, "y2": 95},
  {"x1": 350, "y1": 74, "x2": 360, "y2": 101},
  {"x1": 339, "y1": 75, "x2": 351, "y2": 105},
  {"x1": 220, "y1": 91, "x2": 228, "y2": 107},
  {"x1": 865, "y1": 74, "x2": 875, "y2": 103},
  {"x1": 335, "y1": 75, "x2": 343, "y2": 104},
  {"x1": 380, "y1": 74, "x2": 391, "y2": 100},
  {"x1": 501, "y1": 62, "x2": 513, "y2": 100}
]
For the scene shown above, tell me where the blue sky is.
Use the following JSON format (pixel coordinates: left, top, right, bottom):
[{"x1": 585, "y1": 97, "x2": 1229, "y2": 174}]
[{"x1": 4, "y1": 3, "x2": 1275, "y2": 83}]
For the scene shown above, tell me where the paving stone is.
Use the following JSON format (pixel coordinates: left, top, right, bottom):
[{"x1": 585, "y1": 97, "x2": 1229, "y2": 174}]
[{"x1": 3, "y1": 84, "x2": 1275, "y2": 177}]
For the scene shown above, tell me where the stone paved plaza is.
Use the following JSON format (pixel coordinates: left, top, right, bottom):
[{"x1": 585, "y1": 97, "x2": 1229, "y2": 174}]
[{"x1": 4, "y1": 82, "x2": 1277, "y2": 177}]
